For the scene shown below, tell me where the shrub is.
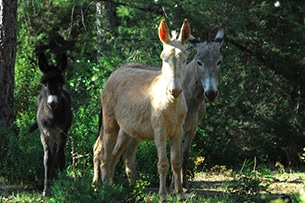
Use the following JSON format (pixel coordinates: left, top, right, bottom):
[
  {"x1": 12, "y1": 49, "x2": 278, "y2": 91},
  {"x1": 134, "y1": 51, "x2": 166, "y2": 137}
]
[
  {"x1": 49, "y1": 172, "x2": 130, "y2": 203},
  {"x1": 226, "y1": 162, "x2": 270, "y2": 202}
]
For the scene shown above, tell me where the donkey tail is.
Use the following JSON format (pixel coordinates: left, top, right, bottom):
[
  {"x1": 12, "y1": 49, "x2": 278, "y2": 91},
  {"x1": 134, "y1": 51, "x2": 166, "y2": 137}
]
[
  {"x1": 97, "y1": 107, "x2": 103, "y2": 136},
  {"x1": 92, "y1": 107, "x2": 104, "y2": 185},
  {"x1": 29, "y1": 121, "x2": 38, "y2": 133}
]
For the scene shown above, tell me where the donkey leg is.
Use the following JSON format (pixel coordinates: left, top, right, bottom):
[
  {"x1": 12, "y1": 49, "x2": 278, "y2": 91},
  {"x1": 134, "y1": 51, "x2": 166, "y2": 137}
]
[
  {"x1": 41, "y1": 136, "x2": 52, "y2": 197},
  {"x1": 57, "y1": 134, "x2": 67, "y2": 172},
  {"x1": 112, "y1": 129, "x2": 131, "y2": 157},
  {"x1": 110, "y1": 129, "x2": 132, "y2": 178},
  {"x1": 42, "y1": 148, "x2": 50, "y2": 196},
  {"x1": 170, "y1": 127, "x2": 196, "y2": 191},
  {"x1": 154, "y1": 131, "x2": 169, "y2": 202},
  {"x1": 101, "y1": 116, "x2": 119, "y2": 183},
  {"x1": 123, "y1": 137, "x2": 140, "y2": 184},
  {"x1": 92, "y1": 134, "x2": 103, "y2": 185},
  {"x1": 181, "y1": 128, "x2": 196, "y2": 190},
  {"x1": 101, "y1": 133, "x2": 118, "y2": 183},
  {"x1": 169, "y1": 127, "x2": 184, "y2": 199}
]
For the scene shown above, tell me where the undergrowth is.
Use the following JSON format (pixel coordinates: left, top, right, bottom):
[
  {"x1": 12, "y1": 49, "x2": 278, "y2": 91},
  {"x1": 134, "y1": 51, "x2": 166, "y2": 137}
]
[{"x1": 1, "y1": 165, "x2": 304, "y2": 203}]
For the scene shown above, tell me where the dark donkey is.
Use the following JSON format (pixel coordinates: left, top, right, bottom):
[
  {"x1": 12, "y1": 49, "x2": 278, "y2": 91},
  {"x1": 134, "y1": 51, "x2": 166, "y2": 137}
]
[{"x1": 29, "y1": 52, "x2": 72, "y2": 196}]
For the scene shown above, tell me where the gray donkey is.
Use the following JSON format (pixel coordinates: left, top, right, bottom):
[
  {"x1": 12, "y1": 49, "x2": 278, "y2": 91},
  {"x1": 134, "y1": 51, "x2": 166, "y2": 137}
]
[{"x1": 29, "y1": 52, "x2": 72, "y2": 196}]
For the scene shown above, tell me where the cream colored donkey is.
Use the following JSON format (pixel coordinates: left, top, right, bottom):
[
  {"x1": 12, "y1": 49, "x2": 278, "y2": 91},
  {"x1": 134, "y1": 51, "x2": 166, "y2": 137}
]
[
  {"x1": 93, "y1": 19, "x2": 191, "y2": 201},
  {"x1": 93, "y1": 28, "x2": 225, "y2": 193}
]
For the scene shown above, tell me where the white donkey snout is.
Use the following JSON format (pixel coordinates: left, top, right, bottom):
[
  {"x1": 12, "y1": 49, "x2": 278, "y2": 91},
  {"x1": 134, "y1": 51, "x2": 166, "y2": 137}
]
[
  {"x1": 203, "y1": 77, "x2": 219, "y2": 102},
  {"x1": 47, "y1": 95, "x2": 58, "y2": 109}
]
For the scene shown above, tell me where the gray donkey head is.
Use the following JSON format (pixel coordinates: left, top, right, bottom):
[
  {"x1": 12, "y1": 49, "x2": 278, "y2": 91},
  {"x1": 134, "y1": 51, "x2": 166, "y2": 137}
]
[{"x1": 189, "y1": 28, "x2": 224, "y2": 102}]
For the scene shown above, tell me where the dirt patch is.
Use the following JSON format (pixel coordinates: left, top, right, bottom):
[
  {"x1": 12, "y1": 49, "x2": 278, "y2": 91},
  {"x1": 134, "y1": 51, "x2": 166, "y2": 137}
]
[
  {"x1": 189, "y1": 171, "x2": 305, "y2": 200},
  {"x1": 266, "y1": 173, "x2": 304, "y2": 194}
]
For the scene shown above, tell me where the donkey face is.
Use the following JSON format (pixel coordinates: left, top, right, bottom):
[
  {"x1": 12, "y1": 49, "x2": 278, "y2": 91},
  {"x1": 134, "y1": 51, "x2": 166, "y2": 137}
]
[
  {"x1": 189, "y1": 29, "x2": 224, "y2": 102},
  {"x1": 158, "y1": 19, "x2": 191, "y2": 98},
  {"x1": 38, "y1": 53, "x2": 67, "y2": 110}
]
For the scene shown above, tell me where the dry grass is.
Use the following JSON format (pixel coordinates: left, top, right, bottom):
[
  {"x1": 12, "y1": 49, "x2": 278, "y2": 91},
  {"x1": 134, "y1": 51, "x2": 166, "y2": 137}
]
[{"x1": 189, "y1": 170, "x2": 305, "y2": 202}]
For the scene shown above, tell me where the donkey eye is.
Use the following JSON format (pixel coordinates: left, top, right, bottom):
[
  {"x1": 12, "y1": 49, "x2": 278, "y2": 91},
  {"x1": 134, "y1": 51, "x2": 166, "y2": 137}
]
[
  {"x1": 197, "y1": 60, "x2": 203, "y2": 66},
  {"x1": 217, "y1": 60, "x2": 222, "y2": 66}
]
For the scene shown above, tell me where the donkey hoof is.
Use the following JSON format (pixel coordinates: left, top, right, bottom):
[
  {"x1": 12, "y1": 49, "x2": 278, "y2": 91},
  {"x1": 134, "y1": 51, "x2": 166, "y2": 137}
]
[
  {"x1": 42, "y1": 190, "x2": 47, "y2": 197},
  {"x1": 178, "y1": 192, "x2": 193, "y2": 201},
  {"x1": 159, "y1": 194, "x2": 167, "y2": 202}
]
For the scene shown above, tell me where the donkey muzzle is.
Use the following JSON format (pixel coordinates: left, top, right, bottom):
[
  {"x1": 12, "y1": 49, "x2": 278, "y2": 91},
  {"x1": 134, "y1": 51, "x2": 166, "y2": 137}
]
[
  {"x1": 204, "y1": 89, "x2": 218, "y2": 102},
  {"x1": 169, "y1": 88, "x2": 182, "y2": 98},
  {"x1": 47, "y1": 95, "x2": 58, "y2": 109}
]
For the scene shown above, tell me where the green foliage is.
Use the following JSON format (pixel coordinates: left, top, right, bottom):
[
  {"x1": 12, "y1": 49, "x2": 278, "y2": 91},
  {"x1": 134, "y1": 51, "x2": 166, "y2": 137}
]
[
  {"x1": 2, "y1": 0, "x2": 305, "y2": 202},
  {"x1": 228, "y1": 172, "x2": 266, "y2": 201},
  {"x1": 296, "y1": 189, "x2": 305, "y2": 203},
  {"x1": 0, "y1": 125, "x2": 15, "y2": 179},
  {"x1": 0, "y1": 191, "x2": 43, "y2": 203},
  {"x1": 226, "y1": 161, "x2": 272, "y2": 203},
  {"x1": 116, "y1": 5, "x2": 132, "y2": 18},
  {"x1": 49, "y1": 172, "x2": 129, "y2": 203},
  {"x1": 132, "y1": 179, "x2": 151, "y2": 202},
  {"x1": 301, "y1": 148, "x2": 305, "y2": 163},
  {"x1": 136, "y1": 141, "x2": 160, "y2": 186},
  {"x1": 0, "y1": 122, "x2": 42, "y2": 184}
]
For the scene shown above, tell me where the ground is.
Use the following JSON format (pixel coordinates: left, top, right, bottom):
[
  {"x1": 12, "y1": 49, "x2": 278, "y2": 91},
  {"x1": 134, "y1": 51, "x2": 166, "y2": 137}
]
[
  {"x1": 191, "y1": 171, "x2": 304, "y2": 197},
  {"x1": 1, "y1": 171, "x2": 305, "y2": 202},
  {"x1": 142, "y1": 170, "x2": 305, "y2": 202}
]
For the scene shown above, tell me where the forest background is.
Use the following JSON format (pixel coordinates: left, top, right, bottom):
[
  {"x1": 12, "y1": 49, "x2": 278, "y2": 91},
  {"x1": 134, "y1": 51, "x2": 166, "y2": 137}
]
[{"x1": 0, "y1": 0, "x2": 305, "y2": 198}]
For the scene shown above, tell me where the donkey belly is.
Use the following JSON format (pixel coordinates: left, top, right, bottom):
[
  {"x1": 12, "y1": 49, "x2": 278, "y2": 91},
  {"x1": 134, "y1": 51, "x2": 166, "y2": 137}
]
[
  {"x1": 40, "y1": 127, "x2": 65, "y2": 149},
  {"x1": 116, "y1": 105, "x2": 186, "y2": 141},
  {"x1": 116, "y1": 110, "x2": 155, "y2": 140}
]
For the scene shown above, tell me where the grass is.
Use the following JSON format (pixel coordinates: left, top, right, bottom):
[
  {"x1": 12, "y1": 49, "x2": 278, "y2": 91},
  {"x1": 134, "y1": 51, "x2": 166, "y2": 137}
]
[{"x1": 1, "y1": 169, "x2": 305, "y2": 203}]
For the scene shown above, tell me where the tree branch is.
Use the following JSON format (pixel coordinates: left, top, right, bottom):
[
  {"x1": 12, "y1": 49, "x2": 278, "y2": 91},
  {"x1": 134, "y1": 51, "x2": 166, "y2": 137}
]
[{"x1": 100, "y1": 0, "x2": 163, "y2": 15}]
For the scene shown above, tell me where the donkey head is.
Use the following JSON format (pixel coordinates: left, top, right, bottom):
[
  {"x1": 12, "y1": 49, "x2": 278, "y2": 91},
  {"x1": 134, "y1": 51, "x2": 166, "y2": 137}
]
[
  {"x1": 38, "y1": 52, "x2": 67, "y2": 110},
  {"x1": 189, "y1": 28, "x2": 224, "y2": 102},
  {"x1": 158, "y1": 19, "x2": 191, "y2": 98}
]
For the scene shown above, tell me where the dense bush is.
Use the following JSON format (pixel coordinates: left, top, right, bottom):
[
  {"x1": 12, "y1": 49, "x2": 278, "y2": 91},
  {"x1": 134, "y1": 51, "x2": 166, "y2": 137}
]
[{"x1": 49, "y1": 172, "x2": 130, "y2": 203}]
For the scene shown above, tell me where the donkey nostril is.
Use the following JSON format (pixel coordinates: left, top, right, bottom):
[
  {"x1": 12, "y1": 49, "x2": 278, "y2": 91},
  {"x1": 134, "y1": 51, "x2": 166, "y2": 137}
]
[
  {"x1": 204, "y1": 90, "x2": 218, "y2": 102},
  {"x1": 48, "y1": 101, "x2": 58, "y2": 109},
  {"x1": 47, "y1": 95, "x2": 58, "y2": 109},
  {"x1": 169, "y1": 89, "x2": 182, "y2": 98}
]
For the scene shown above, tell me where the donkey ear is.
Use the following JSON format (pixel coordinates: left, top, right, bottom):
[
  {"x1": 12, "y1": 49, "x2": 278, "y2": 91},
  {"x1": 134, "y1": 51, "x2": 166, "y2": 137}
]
[
  {"x1": 57, "y1": 53, "x2": 67, "y2": 72},
  {"x1": 38, "y1": 52, "x2": 49, "y2": 73},
  {"x1": 214, "y1": 28, "x2": 225, "y2": 46},
  {"x1": 158, "y1": 19, "x2": 170, "y2": 44},
  {"x1": 178, "y1": 19, "x2": 191, "y2": 44},
  {"x1": 188, "y1": 35, "x2": 200, "y2": 49}
]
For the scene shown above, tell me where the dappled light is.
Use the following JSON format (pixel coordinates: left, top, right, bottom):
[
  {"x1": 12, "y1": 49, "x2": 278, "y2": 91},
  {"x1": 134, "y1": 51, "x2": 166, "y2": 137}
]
[{"x1": 1, "y1": 0, "x2": 305, "y2": 202}]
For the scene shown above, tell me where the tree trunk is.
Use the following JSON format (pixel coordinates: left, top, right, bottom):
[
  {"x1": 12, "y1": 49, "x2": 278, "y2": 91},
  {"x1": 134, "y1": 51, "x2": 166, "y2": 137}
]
[
  {"x1": 0, "y1": 0, "x2": 18, "y2": 126},
  {"x1": 96, "y1": 2, "x2": 104, "y2": 62},
  {"x1": 96, "y1": 1, "x2": 118, "y2": 63}
]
